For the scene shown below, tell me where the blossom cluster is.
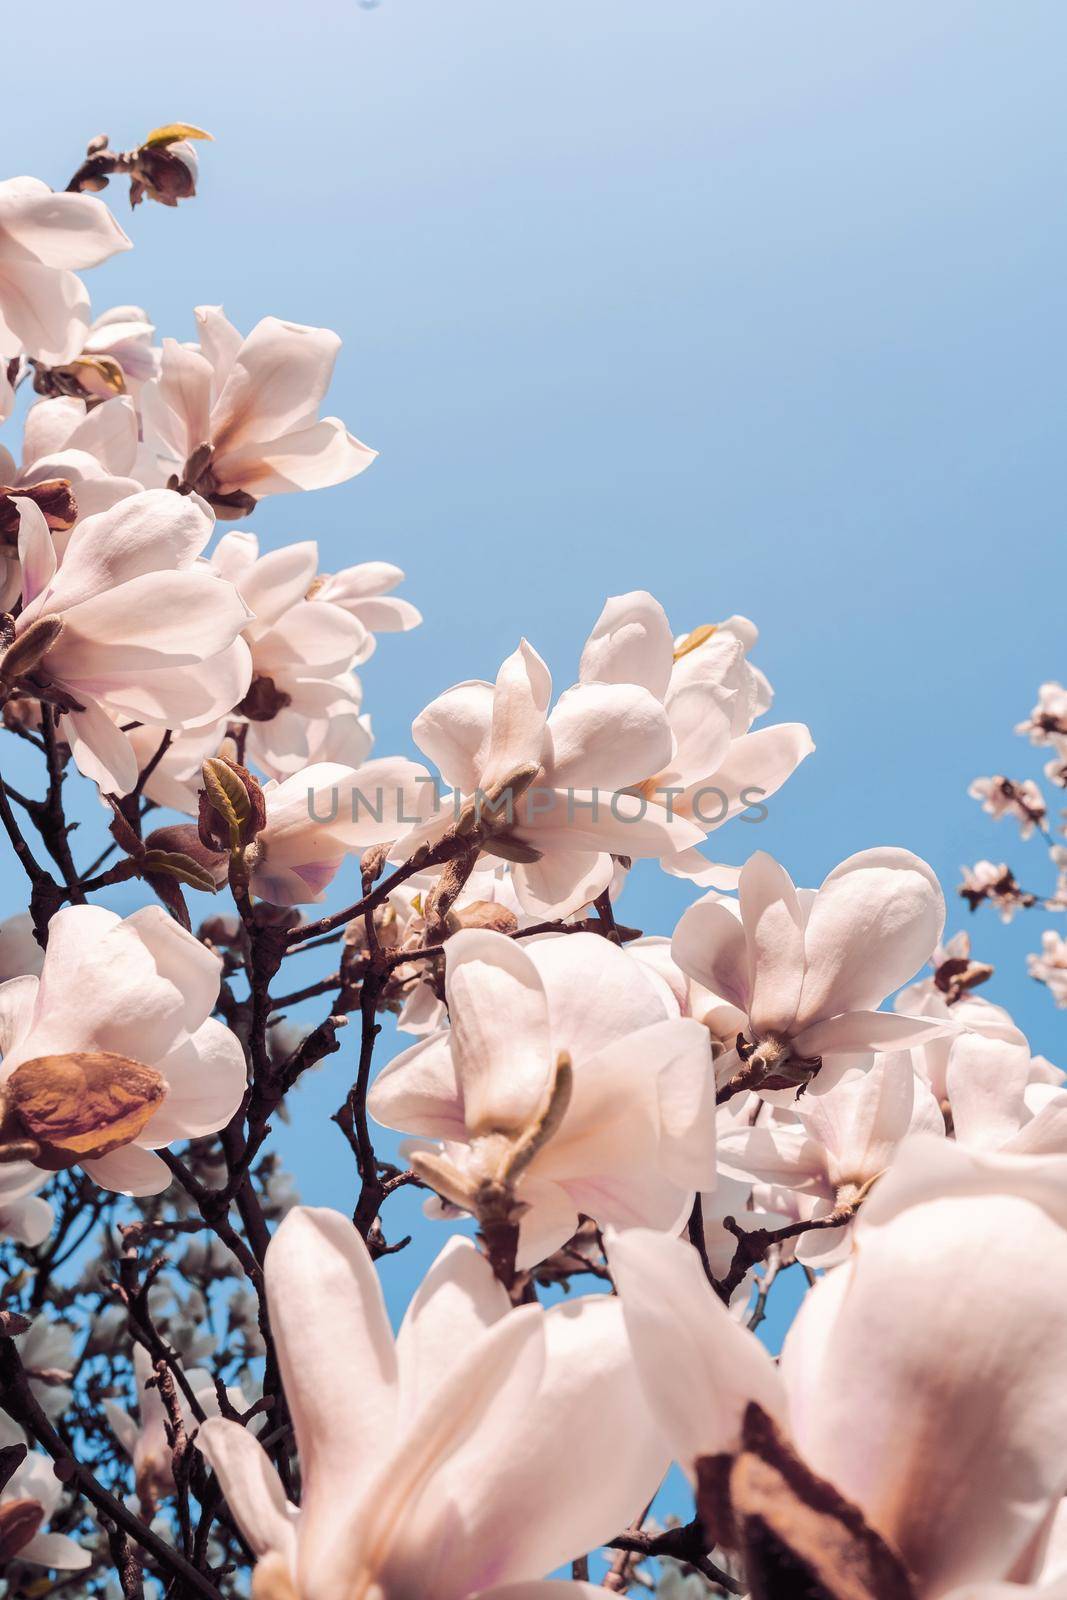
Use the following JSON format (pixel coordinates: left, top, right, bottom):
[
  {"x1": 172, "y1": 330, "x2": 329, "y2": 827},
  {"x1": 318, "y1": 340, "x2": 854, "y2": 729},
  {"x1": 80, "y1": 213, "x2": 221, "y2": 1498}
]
[{"x1": 0, "y1": 133, "x2": 1063, "y2": 1600}]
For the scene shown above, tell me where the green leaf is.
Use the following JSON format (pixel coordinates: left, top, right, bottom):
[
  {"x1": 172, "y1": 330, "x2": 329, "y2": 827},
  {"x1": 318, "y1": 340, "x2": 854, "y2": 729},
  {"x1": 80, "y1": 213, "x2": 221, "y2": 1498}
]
[{"x1": 142, "y1": 122, "x2": 214, "y2": 148}]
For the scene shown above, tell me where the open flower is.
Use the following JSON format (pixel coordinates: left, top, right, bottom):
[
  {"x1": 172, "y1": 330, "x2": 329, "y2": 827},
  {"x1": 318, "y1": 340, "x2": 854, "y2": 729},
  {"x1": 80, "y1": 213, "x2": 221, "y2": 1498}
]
[
  {"x1": 0, "y1": 394, "x2": 143, "y2": 538},
  {"x1": 0, "y1": 177, "x2": 131, "y2": 364},
  {"x1": 197, "y1": 1207, "x2": 666, "y2": 1600},
  {"x1": 944, "y1": 1030, "x2": 1067, "y2": 1155},
  {"x1": 612, "y1": 1136, "x2": 1067, "y2": 1598},
  {"x1": 311, "y1": 561, "x2": 422, "y2": 659},
  {"x1": 717, "y1": 1050, "x2": 944, "y2": 1265},
  {"x1": 248, "y1": 758, "x2": 435, "y2": 906},
  {"x1": 209, "y1": 530, "x2": 418, "y2": 777},
  {"x1": 368, "y1": 927, "x2": 716, "y2": 1266},
  {"x1": 8, "y1": 490, "x2": 252, "y2": 794},
  {"x1": 672, "y1": 848, "x2": 950, "y2": 1096},
  {"x1": 0, "y1": 904, "x2": 245, "y2": 1194},
  {"x1": 0, "y1": 1416, "x2": 88, "y2": 1572},
  {"x1": 141, "y1": 306, "x2": 376, "y2": 517},
  {"x1": 578, "y1": 592, "x2": 814, "y2": 885},
  {"x1": 405, "y1": 638, "x2": 705, "y2": 918}
]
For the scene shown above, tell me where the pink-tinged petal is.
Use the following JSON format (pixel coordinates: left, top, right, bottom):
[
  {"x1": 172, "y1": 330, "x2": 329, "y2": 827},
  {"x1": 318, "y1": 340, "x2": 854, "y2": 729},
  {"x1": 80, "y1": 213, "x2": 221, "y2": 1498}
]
[
  {"x1": 797, "y1": 848, "x2": 946, "y2": 1027},
  {"x1": 214, "y1": 416, "x2": 377, "y2": 495},
  {"x1": 791, "y1": 1008, "x2": 953, "y2": 1059},
  {"x1": 103, "y1": 637, "x2": 253, "y2": 732},
  {"x1": 0, "y1": 1194, "x2": 53, "y2": 1247},
  {"x1": 526, "y1": 932, "x2": 672, "y2": 1063},
  {"x1": 64, "y1": 394, "x2": 139, "y2": 476},
  {"x1": 482, "y1": 640, "x2": 551, "y2": 788},
  {"x1": 515, "y1": 788, "x2": 703, "y2": 860},
  {"x1": 739, "y1": 852, "x2": 805, "y2": 1037},
  {"x1": 579, "y1": 590, "x2": 674, "y2": 698},
  {"x1": 717, "y1": 1123, "x2": 830, "y2": 1194},
  {"x1": 368, "y1": 1032, "x2": 466, "y2": 1140},
  {"x1": 211, "y1": 317, "x2": 344, "y2": 451},
  {"x1": 509, "y1": 848, "x2": 612, "y2": 920},
  {"x1": 14, "y1": 498, "x2": 56, "y2": 607},
  {"x1": 123, "y1": 904, "x2": 223, "y2": 1027},
  {"x1": 59, "y1": 703, "x2": 138, "y2": 795},
  {"x1": 785, "y1": 1169, "x2": 1067, "y2": 1595},
  {"x1": 947, "y1": 1032, "x2": 1033, "y2": 1152},
  {"x1": 444, "y1": 930, "x2": 552, "y2": 1136},
  {"x1": 658, "y1": 678, "x2": 734, "y2": 789},
  {"x1": 17, "y1": 1532, "x2": 90, "y2": 1572},
  {"x1": 0, "y1": 259, "x2": 87, "y2": 364},
  {"x1": 49, "y1": 569, "x2": 250, "y2": 680},
  {"x1": 157, "y1": 339, "x2": 214, "y2": 455},
  {"x1": 143, "y1": 1020, "x2": 247, "y2": 1145},
  {"x1": 477, "y1": 1586, "x2": 605, "y2": 1600},
  {"x1": 194, "y1": 304, "x2": 243, "y2": 382},
  {"x1": 661, "y1": 848, "x2": 743, "y2": 889},
  {"x1": 226, "y1": 539, "x2": 320, "y2": 626},
  {"x1": 514, "y1": 1178, "x2": 582, "y2": 1269},
  {"x1": 679, "y1": 722, "x2": 815, "y2": 831},
  {"x1": 248, "y1": 600, "x2": 365, "y2": 677},
  {"x1": 196, "y1": 1419, "x2": 299, "y2": 1566},
  {"x1": 0, "y1": 179, "x2": 131, "y2": 268},
  {"x1": 1004, "y1": 1093, "x2": 1067, "y2": 1157},
  {"x1": 609, "y1": 1228, "x2": 787, "y2": 1478},
  {"x1": 321, "y1": 1304, "x2": 545, "y2": 1600},
  {"x1": 265, "y1": 1208, "x2": 398, "y2": 1549},
  {"x1": 545, "y1": 681, "x2": 673, "y2": 791},
  {"x1": 21, "y1": 396, "x2": 86, "y2": 461},
  {"x1": 797, "y1": 1051, "x2": 942, "y2": 1185},
  {"x1": 412, "y1": 679, "x2": 495, "y2": 793},
  {"x1": 82, "y1": 1145, "x2": 171, "y2": 1196},
  {"x1": 395, "y1": 1236, "x2": 510, "y2": 1424},
  {"x1": 672, "y1": 891, "x2": 751, "y2": 1013},
  {"x1": 396, "y1": 1296, "x2": 664, "y2": 1595},
  {"x1": 338, "y1": 594, "x2": 422, "y2": 634},
  {"x1": 46, "y1": 490, "x2": 217, "y2": 610}
]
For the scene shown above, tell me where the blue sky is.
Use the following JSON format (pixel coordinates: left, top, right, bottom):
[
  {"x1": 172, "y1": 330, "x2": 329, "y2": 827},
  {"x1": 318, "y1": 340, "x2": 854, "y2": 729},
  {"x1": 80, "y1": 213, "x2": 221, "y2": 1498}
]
[{"x1": 3, "y1": 0, "x2": 1066, "y2": 1379}]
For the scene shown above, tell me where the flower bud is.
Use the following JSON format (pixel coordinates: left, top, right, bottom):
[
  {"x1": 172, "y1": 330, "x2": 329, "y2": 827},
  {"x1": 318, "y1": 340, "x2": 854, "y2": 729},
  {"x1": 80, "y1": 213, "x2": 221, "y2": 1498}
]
[{"x1": 198, "y1": 756, "x2": 266, "y2": 854}]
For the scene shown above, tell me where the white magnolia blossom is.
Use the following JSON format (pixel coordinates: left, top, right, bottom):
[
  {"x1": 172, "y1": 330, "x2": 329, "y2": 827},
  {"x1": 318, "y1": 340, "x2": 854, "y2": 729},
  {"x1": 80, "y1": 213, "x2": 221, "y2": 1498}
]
[
  {"x1": 11, "y1": 489, "x2": 252, "y2": 794},
  {"x1": 0, "y1": 178, "x2": 131, "y2": 364},
  {"x1": 141, "y1": 305, "x2": 376, "y2": 512},
  {"x1": 250, "y1": 758, "x2": 434, "y2": 906},
  {"x1": 577, "y1": 593, "x2": 814, "y2": 884},
  {"x1": 0, "y1": 903, "x2": 246, "y2": 1194},
  {"x1": 76, "y1": 303, "x2": 159, "y2": 397},
  {"x1": 0, "y1": 394, "x2": 142, "y2": 540},
  {"x1": 405, "y1": 636, "x2": 705, "y2": 919},
  {"x1": 368, "y1": 927, "x2": 716, "y2": 1266},
  {"x1": 197, "y1": 1206, "x2": 666, "y2": 1600},
  {"x1": 1016, "y1": 680, "x2": 1067, "y2": 745},
  {"x1": 311, "y1": 560, "x2": 422, "y2": 659},
  {"x1": 718, "y1": 1050, "x2": 945, "y2": 1265},
  {"x1": 1029, "y1": 928, "x2": 1067, "y2": 1008},
  {"x1": 944, "y1": 1030, "x2": 1067, "y2": 1154},
  {"x1": 0, "y1": 1415, "x2": 88, "y2": 1572},
  {"x1": 209, "y1": 530, "x2": 419, "y2": 777},
  {"x1": 611, "y1": 1137, "x2": 1067, "y2": 1598},
  {"x1": 672, "y1": 848, "x2": 950, "y2": 1095},
  {"x1": 968, "y1": 774, "x2": 1047, "y2": 838}
]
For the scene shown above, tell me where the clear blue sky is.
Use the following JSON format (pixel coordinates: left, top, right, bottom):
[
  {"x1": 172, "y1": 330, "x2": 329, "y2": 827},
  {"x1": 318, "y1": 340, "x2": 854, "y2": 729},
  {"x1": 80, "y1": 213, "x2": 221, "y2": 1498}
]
[{"x1": 4, "y1": 1, "x2": 1067, "y2": 1364}]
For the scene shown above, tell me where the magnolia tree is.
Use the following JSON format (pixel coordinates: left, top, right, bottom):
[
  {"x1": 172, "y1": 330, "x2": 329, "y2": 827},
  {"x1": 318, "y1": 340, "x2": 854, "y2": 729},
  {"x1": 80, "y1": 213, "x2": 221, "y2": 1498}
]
[{"x1": 0, "y1": 128, "x2": 1064, "y2": 1600}]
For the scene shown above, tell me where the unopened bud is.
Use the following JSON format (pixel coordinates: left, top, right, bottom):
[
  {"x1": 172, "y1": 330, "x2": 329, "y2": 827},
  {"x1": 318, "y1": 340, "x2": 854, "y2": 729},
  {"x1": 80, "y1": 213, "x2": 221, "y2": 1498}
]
[
  {"x1": 199, "y1": 756, "x2": 265, "y2": 854},
  {"x1": 0, "y1": 617, "x2": 63, "y2": 685}
]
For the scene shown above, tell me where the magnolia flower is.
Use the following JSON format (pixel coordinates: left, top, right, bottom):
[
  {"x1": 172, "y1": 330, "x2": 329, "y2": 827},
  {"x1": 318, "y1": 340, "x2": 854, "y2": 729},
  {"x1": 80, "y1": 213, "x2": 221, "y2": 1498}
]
[
  {"x1": 249, "y1": 758, "x2": 435, "y2": 906},
  {"x1": 611, "y1": 1136, "x2": 1067, "y2": 1598},
  {"x1": 969, "y1": 774, "x2": 1047, "y2": 838},
  {"x1": 141, "y1": 306, "x2": 376, "y2": 517},
  {"x1": 0, "y1": 394, "x2": 142, "y2": 534},
  {"x1": 76, "y1": 304, "x2": 158, "y2": 394},
  {"x1": 672, "y1": 849, "x2": 949, "y2": 1097},
  {"x1": 1016, "y1": 681, "x2": 1067, "y2": 745},
  {"x1": 577, "y1": 593, "x2": 814, "y2": 885},
  {"x1": 945, "y1": 1031, "x2": 1067, "y2": 1154},
  {"x1": 959, "y1": 859, "x2": 1036, "y2": 921},
  {"x1": 0, "y1": 1160, "x2": 53, "y2": 1246},
  {"x1": 209, "y1": 530, "x2": 417, "y2": 777},
  {"x1": 104, "y1": 1345, "x2": 236, "y2": 1516},
  {"x1": 311, "y1": 561, "x2": 422, "y2": 661},
  {"x1": 0, "y1": 1416, "x2": 88, "y2": 1572},
  {"x1": 405, "y1": 638, "x2": 705, "y2": 918},
  {"x1": 197, "y1": 1207, "x2": 666, "y2": 1600},
  {"x1": 0, "y1": 177, "x2": 131, "y2": 364},
  {"x1": 368, "y1": 928, "x2": 716, "y2": 1267},
  {"x1": 1029, "y1": 929, "x2": 1067, "y2": 1008},
  {"x1": 894, "y1": 964, "x2": 1029, "y2": 1106},
  {"x1": 718, "y1": 1050, "x2": 944, "y2": 1265},
  {"x1": 0, "y1": 903, "x2": 245, "y2": 1194},
  {"x1": 9, "y1": 490, "x2": 252, "y2": 794}
]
